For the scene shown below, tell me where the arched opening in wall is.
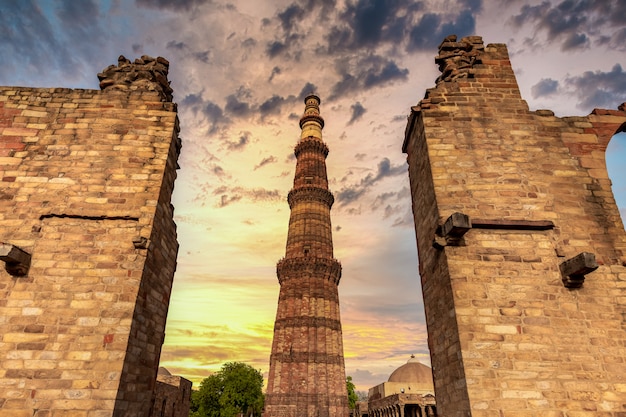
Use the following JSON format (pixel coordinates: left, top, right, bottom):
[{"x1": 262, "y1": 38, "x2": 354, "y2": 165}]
[{"x1": 606, "y1": 131, "x2": 626, "y2": 226}]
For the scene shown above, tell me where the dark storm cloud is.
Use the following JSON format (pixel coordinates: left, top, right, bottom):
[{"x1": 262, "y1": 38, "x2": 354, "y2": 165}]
[
  {"x1": 265, "y1": 0, "x2": 338, "y2": 59},
  {"x1": 407, "y1": 9, "x2": 476, "y2": 51},
  {"x1": 363, "y1": 59, "x2": 409, "y2": 88},
  {"x1": 260, "y1": 95, "x2": 288, "y2": 117},
  {"x1": 335, "y1": 187, "x2": 368, "y2": 205},
  {"x1": 326, "y1": 0, "x2": 426, "y2": 53},
  {"x1": 267, "y1": 41, "x2": 288, "y2": 58},
  {"x1": 330, "y1": 55, "x2": 409, "y2": 100},
  {"x1": 135, "y1": 0, "x2": 210, "y2": 12},
  {"x1": 324, "y1": 0, "x2": 477, "y2": 54},
  {"x1": 341, "y1": 0, "x2": 411, "y2": 47},
  {"x1": 299, "y1": 83, "x2": 318, "y2": 100},
  {"x1": 203, "y1": 101, "x2": 227, "y2": 128},
  {"x1": 278, "y1": 3, "x2": 306, "y2": 32},
  {"x1": 225, "y1": 94, "x2": 252, "y2": 118},
  {"x1": 336, "y1": 158, "x2": 406, "y2": 206},
  {"x1": 511, "y1": 0, "x2": 626, "y2": 51},
  {"x1": 181, "y1": 93, "x2": 229, "y2": 132},
  {"x1": 562, "y1": 32, "x2": 589, "y2": 50},
  {"x1": 266, "y1": 33, "x2": 304, "y2": 59},
  {"x1": 348, "y1": 102, "x2": 367, "y2": 125},
  {"x1": 564, "y1": 64, "x2": 626, "y2": 111},
  {"x1": 531, "y1": 78, "x2": 559, "y2": 99}
]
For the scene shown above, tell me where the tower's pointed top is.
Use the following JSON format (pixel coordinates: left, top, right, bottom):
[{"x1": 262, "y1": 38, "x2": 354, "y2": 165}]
[
  {"x1": 299, "y1": 94, "x2": 324, "y2": 136},
  {"x1": 304, "y1": 93, "x2": 320, "y2": 105}
]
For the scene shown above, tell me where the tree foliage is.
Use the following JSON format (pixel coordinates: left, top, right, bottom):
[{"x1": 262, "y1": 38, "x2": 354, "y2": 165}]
[
  {"x1": 190, "y1": 362, "x2": 264, "y2": 417},
  {"x1": 346, "y1": 376, "x2": 358, "y2": 409}
]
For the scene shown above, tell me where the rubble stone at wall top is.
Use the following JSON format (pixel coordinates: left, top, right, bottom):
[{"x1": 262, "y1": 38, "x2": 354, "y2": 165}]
[{"x1": 98, "y1": 55, "x2": 174, "y2": 102}]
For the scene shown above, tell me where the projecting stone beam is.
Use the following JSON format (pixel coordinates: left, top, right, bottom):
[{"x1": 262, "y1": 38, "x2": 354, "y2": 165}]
[
  {"x1": 0, "y1": 243, "x2": 31, "y2": 277},
  {"x1": 559, "y1": 252, "x2": 598, "y2": 288},
  {"x1": 441, "y1": 212, "x2": 472, "y2": 238}
]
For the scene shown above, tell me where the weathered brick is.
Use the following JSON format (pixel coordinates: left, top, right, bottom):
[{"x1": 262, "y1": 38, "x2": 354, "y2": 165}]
[
  {"x1": 0, "y1": 56, "x2": 181, "y2": 416},
  {"x1": 404, "y1": 35, "x2": 626, "y2": 416}
]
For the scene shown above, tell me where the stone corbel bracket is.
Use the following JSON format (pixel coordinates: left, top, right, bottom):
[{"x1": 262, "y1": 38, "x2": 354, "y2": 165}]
[
  {"x1": 433, "y1": 212, "x2": 555, "y2": 249},
  {"x1": 559, "y1": 252, "x2": 598, "y2": 288},
  {"x1": 433, "y1": 212, "x2": 472, "y2": 249},
  {"x1": 0, "y1": 242, "x2": 31, "y2": 277}
]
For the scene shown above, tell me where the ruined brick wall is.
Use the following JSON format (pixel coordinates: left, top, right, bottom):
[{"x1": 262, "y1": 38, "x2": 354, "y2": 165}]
[
  {"x1": 0, "y1": 56, "x2": 180, "y2": 416},
  {"x1": 151, "y1": 372, "x2": 192, "y2": 417},
  {"x1": 403, "y1": 36, "x2": 626, "y2": 416}
]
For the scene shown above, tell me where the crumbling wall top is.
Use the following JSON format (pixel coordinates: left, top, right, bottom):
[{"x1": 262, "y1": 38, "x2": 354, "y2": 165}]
[
  {"x1": 435, "y1": 35, "x2": 485, "y2": 85},
  {"x1": 98, "y1": 55, "x2": 173, "y2": 102}
]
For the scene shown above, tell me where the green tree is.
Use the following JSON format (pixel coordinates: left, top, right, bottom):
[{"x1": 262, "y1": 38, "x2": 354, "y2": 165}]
[
  {"x1": 346, "y1": 376, "x2": 358, "y2": 409},
  {"x1": 190, "y1": 362, "x2": 264, "y2": 417}
]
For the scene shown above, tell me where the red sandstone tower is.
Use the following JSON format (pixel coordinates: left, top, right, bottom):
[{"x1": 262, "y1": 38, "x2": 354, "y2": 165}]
[{"x1": 264, "y1": 95, "x2": 349, "y2": 417}]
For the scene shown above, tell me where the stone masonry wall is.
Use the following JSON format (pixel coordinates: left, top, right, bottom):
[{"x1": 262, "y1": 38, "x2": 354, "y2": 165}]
[
  {"x1": 403, "y1": 36, "x2": 626, "y2": 417},
  {"x1": 151, "y1": 373, "x2": 192, "y2": 417},
  {"x1": 0, "y1": 63, "x2": 180, "y2": 416}
]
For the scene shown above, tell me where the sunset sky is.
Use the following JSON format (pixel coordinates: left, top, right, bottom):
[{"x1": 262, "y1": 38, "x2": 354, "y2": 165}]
[{"x1": 2, "y1": 0, "x2": 625, "y2": 392}]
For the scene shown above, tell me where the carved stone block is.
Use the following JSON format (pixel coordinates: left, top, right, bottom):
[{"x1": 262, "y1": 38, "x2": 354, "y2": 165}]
[
  {"x1": 0, "y1": 243, "x2": 31, "y2": 276},
  {"x1": 559, "y1": 252, "x2": 598, "y2": 288},
  {"x1": 441, "y1": 212, "x2": 472, "y2": 238}
]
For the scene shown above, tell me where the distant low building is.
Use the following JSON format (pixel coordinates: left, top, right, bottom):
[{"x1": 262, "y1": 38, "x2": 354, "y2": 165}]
[
  {"x1": 353, "y1": 400, "x2": 369, "y2": 417},
  {"x1": 368, "y1": 356, "x2": 437, "y2": 417},
  {"x1": 151, "y1": 367, "x2": 192, "y2": 417}
]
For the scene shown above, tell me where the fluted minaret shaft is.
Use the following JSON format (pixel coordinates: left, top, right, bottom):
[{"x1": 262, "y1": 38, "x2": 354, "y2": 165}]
[{"x1": 265, "y1": 95, "x2": 349, "y2": 417}]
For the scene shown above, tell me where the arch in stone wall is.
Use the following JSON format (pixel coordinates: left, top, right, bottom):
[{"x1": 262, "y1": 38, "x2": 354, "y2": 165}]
[{"x1": 606, "y1": 131, "x2": 626, "y2": 226}]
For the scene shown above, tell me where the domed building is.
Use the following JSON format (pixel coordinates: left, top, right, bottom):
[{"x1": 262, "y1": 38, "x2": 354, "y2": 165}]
[{"x1": 367, "y1": 356, "x2": 437, "y2": 417}]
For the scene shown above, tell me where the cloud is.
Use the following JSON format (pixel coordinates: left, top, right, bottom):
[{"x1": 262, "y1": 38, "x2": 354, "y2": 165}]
[
  {"x1": 226, "y1": 132, "x2": 250, "y2": 151},
  {"x1": 562, "y1": 32, "x2": 589, "y2": 50},
  {"x1": 266, "y1": 40, "x2": 288, "y2": 58},
  {"x1": 212, "y1": 165, "x2": 228, "y2": 177},
  {"x1": 277, "y1": 3, "x2": 306, "y2": 32},
  {"x1": 213, "y1": 186, "x2": 282, "y2": 207},
  {"x1": 563, "y1": 64, "x2": 626, "y2": 111},
  {"x1": 531, "y1": 78, "x2": 559, "y2": 99},
  {"x1": 0, "y1": 0, "x2": 87, "y2": 84},
  {"x1": 330, "y1": 55, "x2": 409, "y2": 100},
  {"x1": 260, "y1": 95, "x2": 288, "y2": 117},
  {"x1": 254, "y1": 156, "x2": 278, "y2": 170},
  {"x1": 269, "y1": 66, "x2": 281, "y2": 82},
  {"x1": 299, "y1": 82, "x2": 318, "y2": 100},
  {"x1": 55, "y1": 0, "x2": 100, "y2": 31},
  {"x1": 339, "y1": 0, "x2": 412, "y2": 48},
  {"x1": 407, "y1": 9, "x2": 476, "y2": 52},
  {"x1": 348, "y1": 102, "x2": 367, "y2": 125},
  {"x1": 336, "y1": 158, "x2": 407, "y2": 206},
  {"x1": 166, "y1": 40, "x2": 187, "y2": 50},
  {"x1": 135, "y1": 0, "x2": 210, "y2": 12},
  {"x1": 225, "y1": 93, "x2": 253, "y2": 118},
  {"x1": 510, "y1": 0, "x2": 626, "y2": 51}
]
